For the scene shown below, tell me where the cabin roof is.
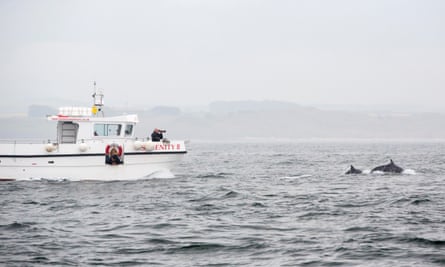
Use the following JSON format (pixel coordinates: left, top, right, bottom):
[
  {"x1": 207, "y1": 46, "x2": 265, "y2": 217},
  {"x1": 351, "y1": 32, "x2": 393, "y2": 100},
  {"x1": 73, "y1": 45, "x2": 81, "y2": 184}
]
[{"x1": 47, "y1": 114, "x2": 139, "y2": 123}]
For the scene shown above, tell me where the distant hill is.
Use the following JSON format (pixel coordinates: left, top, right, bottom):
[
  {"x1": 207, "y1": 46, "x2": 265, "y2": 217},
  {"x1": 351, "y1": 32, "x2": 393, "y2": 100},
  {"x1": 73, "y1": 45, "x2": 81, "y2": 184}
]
[
  {"x1": 28, "y1": 105, "x2": 57, "y2": 117},
  {"x1": 149, "y1": 106, "x2": 181, "y2": 116},
  {"x1": 1, "y1": 101, "x2": 445, "y2": 141},
  {"x1": 209, "y1": 100, "x2": 311, "y2": 113},
  {"x1": 136, "y1": 101, "x2": 445, "y2": 140}
]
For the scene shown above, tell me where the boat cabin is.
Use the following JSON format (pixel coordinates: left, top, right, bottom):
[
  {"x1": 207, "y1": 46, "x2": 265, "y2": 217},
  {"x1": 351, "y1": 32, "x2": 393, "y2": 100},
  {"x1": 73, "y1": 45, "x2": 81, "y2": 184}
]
[{"x1": 48, "y1": 107, "x2": 139, "y2": 144}]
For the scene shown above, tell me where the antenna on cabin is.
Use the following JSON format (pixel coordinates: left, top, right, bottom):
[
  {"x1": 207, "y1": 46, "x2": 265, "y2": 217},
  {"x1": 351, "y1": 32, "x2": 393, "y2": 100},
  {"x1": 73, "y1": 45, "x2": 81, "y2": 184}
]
[{"x1": 92, "y1": 81, "x2": 104, "y2": 116}]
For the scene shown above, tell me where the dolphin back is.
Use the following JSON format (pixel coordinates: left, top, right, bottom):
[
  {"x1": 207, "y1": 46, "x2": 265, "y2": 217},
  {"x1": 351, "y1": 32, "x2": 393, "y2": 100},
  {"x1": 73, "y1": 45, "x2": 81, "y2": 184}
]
[
  {"x1": 371, "y1": 160, "x2": 404, "y2": 173},
  {"x1": 346, "y1": 165, "x2": 362, "y2": 174}
]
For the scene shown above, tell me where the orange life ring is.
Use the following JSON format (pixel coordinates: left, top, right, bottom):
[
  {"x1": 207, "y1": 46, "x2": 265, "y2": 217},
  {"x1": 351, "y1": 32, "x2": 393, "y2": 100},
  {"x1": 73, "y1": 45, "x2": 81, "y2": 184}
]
[{"x1": 105, "y1": 144, "x2": 123, "y2": 156}]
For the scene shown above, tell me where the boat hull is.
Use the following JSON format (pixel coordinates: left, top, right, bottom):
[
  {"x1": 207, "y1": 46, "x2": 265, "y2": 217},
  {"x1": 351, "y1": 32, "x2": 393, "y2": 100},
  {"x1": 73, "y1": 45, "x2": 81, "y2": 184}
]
[{"x1": 0, "y1": 141, "x2": 186, "y2": 181}]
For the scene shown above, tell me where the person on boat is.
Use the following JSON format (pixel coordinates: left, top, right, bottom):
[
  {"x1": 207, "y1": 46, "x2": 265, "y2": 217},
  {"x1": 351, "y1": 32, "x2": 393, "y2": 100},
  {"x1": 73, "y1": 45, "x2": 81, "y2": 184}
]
[
  {"x1": 106, "y1": 147, "x2": 122, "y2": 165},
  {"x1": 151, "y1": 128, "x2": 166, "y2": 142}
]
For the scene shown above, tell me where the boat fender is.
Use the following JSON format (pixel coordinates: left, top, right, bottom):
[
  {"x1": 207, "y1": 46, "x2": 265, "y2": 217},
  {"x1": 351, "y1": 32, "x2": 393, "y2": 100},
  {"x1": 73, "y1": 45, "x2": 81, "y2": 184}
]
[
  {"x1": 45, "y1": 143, "x2": 57, "y2": 152},
  {"x1": 105, "y1": 144, "x2": 123, "y2": 156},
  {"x1": 133, "y1": 140, "x2": 143, "y2": 150},
  {"x1": 144, "y1": 141, "x2": 155, "y2": 151},
  {"x1": 79, "y1": 143, "x2": 89, "y2": 152}
]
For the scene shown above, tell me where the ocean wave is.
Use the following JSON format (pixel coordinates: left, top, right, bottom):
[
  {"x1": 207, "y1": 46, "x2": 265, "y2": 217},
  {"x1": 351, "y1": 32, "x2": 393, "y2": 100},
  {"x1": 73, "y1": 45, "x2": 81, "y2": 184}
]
[
  {"x1": 146, "y1": 170, "x2": 175, "y2": 179},
  {"x1": 343, "y1": 226, "x2": 385, "y2": 232},
  {"x1": 399, "y1": 236, "x2": 445, "y2": 247},
  {"x1": 196, "y1": 172, "x2": 233, "y2": 179},
  {"x1": 0, "y1": 221, "x2": 37, "y2": 230},
  {"x1": 281, "y1": 174, "x2": 312, "y2": 179},
  {"x1": 391, "y1": 195, "x2": 432, "y2": 206},
  {"x1": 402, "y1": 169, "x2": 417, "y2": 175}
]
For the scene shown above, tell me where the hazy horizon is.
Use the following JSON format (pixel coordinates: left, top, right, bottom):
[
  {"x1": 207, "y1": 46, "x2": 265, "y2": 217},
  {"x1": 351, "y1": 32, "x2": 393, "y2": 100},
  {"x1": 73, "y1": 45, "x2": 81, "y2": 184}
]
[{"x1": 3, "y1": 98, "x2": 445, "y2": 117}]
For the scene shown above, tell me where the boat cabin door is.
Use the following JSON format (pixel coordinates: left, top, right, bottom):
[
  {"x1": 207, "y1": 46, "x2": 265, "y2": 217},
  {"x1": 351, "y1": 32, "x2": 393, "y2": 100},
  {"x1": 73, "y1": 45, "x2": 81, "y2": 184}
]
[{"x1": 57, "y1": 122, "x2": 79, "y2": 144}]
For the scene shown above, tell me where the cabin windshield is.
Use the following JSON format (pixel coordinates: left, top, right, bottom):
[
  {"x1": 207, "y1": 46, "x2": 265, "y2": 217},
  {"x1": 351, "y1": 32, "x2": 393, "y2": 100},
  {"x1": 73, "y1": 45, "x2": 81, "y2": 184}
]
[{"x1": 94, "y1": 123, "x2": 122, "y2": 137}]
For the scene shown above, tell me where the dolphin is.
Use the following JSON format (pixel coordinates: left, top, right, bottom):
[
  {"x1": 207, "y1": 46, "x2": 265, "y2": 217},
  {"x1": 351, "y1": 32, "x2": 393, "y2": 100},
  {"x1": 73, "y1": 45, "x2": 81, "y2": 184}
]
[
  {"x1": 345, "y1": 165, "x2": 362, "y2": 174},
  {"x1": 371, "y1": 159, "x2": 404, "y2": 173}
]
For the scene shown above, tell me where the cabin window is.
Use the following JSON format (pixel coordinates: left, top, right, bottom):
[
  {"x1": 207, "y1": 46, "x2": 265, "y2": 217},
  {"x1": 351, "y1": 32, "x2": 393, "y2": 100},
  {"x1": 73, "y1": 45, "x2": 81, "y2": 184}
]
[
  {"x1": 124, "y1": 124, "x2": 133, "y2": 136},
  {"x1": 94, "y1": 124, "x2": 122, "y2": 137}
]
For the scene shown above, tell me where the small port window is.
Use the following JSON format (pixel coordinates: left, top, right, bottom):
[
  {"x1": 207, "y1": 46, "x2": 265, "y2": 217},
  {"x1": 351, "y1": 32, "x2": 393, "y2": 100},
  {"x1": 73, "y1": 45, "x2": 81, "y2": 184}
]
[{"x1": 124, "y1": 124, "x2": 133, "y2": 136}]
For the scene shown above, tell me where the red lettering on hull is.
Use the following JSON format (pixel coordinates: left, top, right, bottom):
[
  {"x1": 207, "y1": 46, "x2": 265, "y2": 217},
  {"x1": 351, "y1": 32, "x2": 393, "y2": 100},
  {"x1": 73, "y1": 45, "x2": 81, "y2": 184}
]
[{"x1": 154, "y1": 143, "x2": 181, "y2": 151}]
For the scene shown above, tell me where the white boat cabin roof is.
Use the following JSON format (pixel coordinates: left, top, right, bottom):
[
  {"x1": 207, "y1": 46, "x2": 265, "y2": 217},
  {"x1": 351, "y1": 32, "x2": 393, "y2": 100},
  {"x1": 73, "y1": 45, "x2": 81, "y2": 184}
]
[{"x1": 47, "y1": 107, "x2": 139, "y2": 144}]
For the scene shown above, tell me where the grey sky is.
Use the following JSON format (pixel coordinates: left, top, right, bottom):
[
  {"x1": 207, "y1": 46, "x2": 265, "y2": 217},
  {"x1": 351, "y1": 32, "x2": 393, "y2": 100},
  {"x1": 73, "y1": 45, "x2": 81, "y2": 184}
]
[{"x1": 0, "y1": 0, "x2": 444, "y2": 112}]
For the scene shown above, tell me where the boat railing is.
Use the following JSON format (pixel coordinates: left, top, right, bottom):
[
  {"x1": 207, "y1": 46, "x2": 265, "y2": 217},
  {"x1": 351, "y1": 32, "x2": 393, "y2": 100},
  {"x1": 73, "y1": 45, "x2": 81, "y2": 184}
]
[
  {"x1": 0, "y1": 137, "x2": 155, "y2": 145},
  {"x1": 0, "y1": 139, "x2": 57, "y2": 145}
]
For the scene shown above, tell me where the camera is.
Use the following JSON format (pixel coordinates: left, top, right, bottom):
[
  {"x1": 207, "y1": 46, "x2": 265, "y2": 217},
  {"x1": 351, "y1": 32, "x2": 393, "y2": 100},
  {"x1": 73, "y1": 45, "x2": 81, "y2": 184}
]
[{"x1": 159, "y1": 129, "x2": 166, "y2": 133}]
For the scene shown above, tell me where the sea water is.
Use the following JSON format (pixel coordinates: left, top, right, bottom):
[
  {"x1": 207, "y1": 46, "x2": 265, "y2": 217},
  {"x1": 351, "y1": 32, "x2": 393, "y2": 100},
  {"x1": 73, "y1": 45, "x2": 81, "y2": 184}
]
[{"x1": 1, "y1": 141, "x2": 444, "y2": 266}]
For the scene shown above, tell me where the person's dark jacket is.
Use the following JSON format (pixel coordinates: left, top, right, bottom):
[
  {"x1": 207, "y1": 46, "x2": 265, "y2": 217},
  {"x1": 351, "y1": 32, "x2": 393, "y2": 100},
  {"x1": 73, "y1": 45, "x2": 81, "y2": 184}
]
[
  {"x1": 106, "y1": 155, "x2": 122, "y2": 165},
  {"x1": 151, "y1": 131, "x2": 163, "y2": 142}
]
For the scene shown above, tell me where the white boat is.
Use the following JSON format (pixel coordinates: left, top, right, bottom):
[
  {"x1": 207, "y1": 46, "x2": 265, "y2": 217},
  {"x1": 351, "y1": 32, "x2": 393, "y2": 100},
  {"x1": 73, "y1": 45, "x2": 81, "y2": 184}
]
[{"x1": 0, "y1": 84, "x2": 187, "y2": 181}]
